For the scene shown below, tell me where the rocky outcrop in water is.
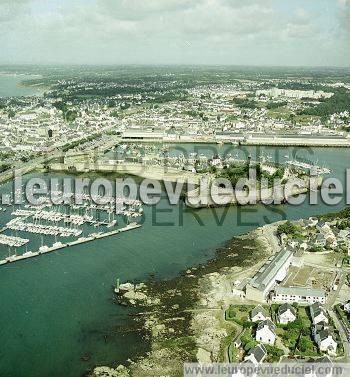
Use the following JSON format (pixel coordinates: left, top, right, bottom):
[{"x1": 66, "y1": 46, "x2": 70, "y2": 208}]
[{"x1": 91, "y1": 223, "x2": 279, "y2": 377}]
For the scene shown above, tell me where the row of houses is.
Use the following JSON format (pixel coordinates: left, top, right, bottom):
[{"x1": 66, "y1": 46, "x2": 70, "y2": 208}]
[
  {"x1": 310, "y1": 303, "x2": 338, "y2": 356},
  {"x1": 236, "y1": 350, "x2": 333, "y2": 377},
  {"x1": 232, "y1": 302, "x2": 337, "y2": 377},
  {"x1": 285, "y1": 217, "x2": 350, "y2": 253},
  {"x1": 251, "y1": 304, "x2": 296, "y2": 346},
  {"x1": 251, "y1": 303, "x2": 297, "y2": 324},
  {"x1": 250, "y1": 303, "x2": 338, "y2": 356}
]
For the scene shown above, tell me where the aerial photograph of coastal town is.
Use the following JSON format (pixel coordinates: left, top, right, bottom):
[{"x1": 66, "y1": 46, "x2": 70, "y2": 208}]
[{"x1": 0, "y1": 1, "x2": 350, "y2": 377}]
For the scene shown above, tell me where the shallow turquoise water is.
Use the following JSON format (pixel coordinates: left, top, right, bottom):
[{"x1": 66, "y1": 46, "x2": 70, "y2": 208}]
[{"x1": 0, "y1": 74, "x2": 42, "y2": 97}]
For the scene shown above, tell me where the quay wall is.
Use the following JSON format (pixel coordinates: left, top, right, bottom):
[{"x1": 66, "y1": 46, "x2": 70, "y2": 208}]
[
  {"x1": 121, "y1": 136, "x2": 350, "y2": 147},
  {"x1": 185, "y1": 176, "x2": 322, "y2": 208},
  {"x1": 242, "y1": 137, "x2": 350, "y2": 147},
  {"x1": 48, "y1": 162, "x2": 201, "y2": 185}
]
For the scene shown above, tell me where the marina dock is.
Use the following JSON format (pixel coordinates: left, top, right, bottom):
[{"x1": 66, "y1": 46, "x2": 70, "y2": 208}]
[
  {"x1": 0, "y1": 188, "x2": 144, "y2": 267},
  {"x1": 0, "y1": 223, "x2": 141, "y2": 266}
]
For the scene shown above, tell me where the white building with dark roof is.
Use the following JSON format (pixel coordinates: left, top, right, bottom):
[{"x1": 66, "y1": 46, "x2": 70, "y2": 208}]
[
  {"x1": 244, "y1": 344, "x2": 267, "y2": 365},
  {"x1": 255, "y1": 319, "x2": 276, "y2": 345},
  {"x1": 272, "y1": 286, "x2": 326, "y2": 305},
  {"x1": 246, "y1": 248, "x2": 293, "y2": 301},
  {"x1": 277, "y1": 303, "x2": 297, "y2": 324},
  {"x1": 251, "y1": 305, "x2": 270, "y2": 322},
  {"x1": 232, "y1": 360, "x2": 257, "y2": 377},
  {"x1": 310, "y1": 302, "x2": 329, "y2": 325},
  {"x1": 314, "y1": 328, "x2": 337, "y2": 356},
  {"x1": 344, "y1": 301, "x2": 350, "y2": 314}
]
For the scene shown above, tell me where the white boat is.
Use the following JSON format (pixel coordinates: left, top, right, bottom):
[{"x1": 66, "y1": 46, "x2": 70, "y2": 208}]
[{"x1": 106, "y1": 220, "x2": 117, "y2": 228}]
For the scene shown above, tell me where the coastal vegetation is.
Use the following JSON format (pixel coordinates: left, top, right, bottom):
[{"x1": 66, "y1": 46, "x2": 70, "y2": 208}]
[
  {"x1": 215, "y1": 163, "x2": 285, "y2": 186},
  {"x1": 319, "y1": 206, "x2": 350, "y2": 220},
  {"x1": 215, "y1": 163, "x2": 250, "y2": 185},
  {"x1": 0, "y1": 162, "x2": 11, "y2": 173},
  {"x1": 226, "y1": 304, "x2": 256, "y2": 327},
  {"x1": 277, "y1": 221, "x2": 302, "y2": 237}
]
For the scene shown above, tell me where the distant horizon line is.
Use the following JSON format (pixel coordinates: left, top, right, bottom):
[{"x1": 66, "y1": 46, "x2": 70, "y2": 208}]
[{"x1": 0, "y1": 62, "x2": 349, "y2": 70}]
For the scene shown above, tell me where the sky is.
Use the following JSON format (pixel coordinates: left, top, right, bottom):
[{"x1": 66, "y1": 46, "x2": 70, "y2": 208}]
[{"x1": 0, "y1": 0, "x2": 349, "y2": 67}]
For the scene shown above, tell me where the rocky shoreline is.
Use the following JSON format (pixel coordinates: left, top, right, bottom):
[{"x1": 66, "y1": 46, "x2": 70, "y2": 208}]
[{"x1": 89, "y1": 222, "x2": 281, "y2": 377}]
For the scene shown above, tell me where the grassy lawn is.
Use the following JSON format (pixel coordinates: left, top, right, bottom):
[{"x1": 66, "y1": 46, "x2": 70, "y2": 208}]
[
  {"x1": 298, "y1": 306, "x2": 312, "y2": 327},
  {"x1": 267, "y1": 106, "x2": 292, "y2": 121},
  {"x1": 267, "y1": 106, "x2": 319, "y2": 125},
  {"x1": 228, "y1": 342, "x2": 239, "y2": 362},
  {"x1": 225, "y1": 304, "x2": 326, "y2": 360},
  {"x1": 218, "y1": 333, "x2": 236, "y2": 362},
  {"x1": 225, "y1": 304, "x2": 256, "y2": 325},
  {"x1": 240, "y1": 328, "x2": 258, "y2": 351},
  {"x1": 294, "y1": 114, "x2": 319, "y2": 125},
  {"x1": 276, "y1": 305, "x2": 320, "y2": 357},
  {"x1": 276, "y1": 324, "x2": 319, "y2": 357}
]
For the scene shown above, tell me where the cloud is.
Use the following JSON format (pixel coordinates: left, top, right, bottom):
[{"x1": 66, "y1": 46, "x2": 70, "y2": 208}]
[
  {"x1": 0, "y1": 0, "x2": 348, "y2": 66},
  {"x1": 337, "y1": 0, "x2": 350, "y2": 39},
  {"x1": 0, "y1": 0, "x2": 30, "y2": 6},
  {"x1": 97, "y1": 0, "x2": 203, "y2": 20},
  {"x1": 0, "y1": 0, "x2": 31, "y2": 22}
]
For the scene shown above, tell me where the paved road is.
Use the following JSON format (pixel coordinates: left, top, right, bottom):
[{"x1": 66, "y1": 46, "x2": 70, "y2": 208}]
[
  {"x1": 260, "y1": 222, "x2": 282, "y2": 255},
  {"x1": 328, "y1": 309, "x2": 350, "y2": 362},
  {"x1": 326, "y1": 271, "x2": 345, "y2": 309}
]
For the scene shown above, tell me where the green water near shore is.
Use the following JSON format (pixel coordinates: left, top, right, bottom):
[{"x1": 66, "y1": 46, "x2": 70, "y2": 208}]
[{"x1": 0, "y1": 74, "x2": 42, "y2": 97}]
